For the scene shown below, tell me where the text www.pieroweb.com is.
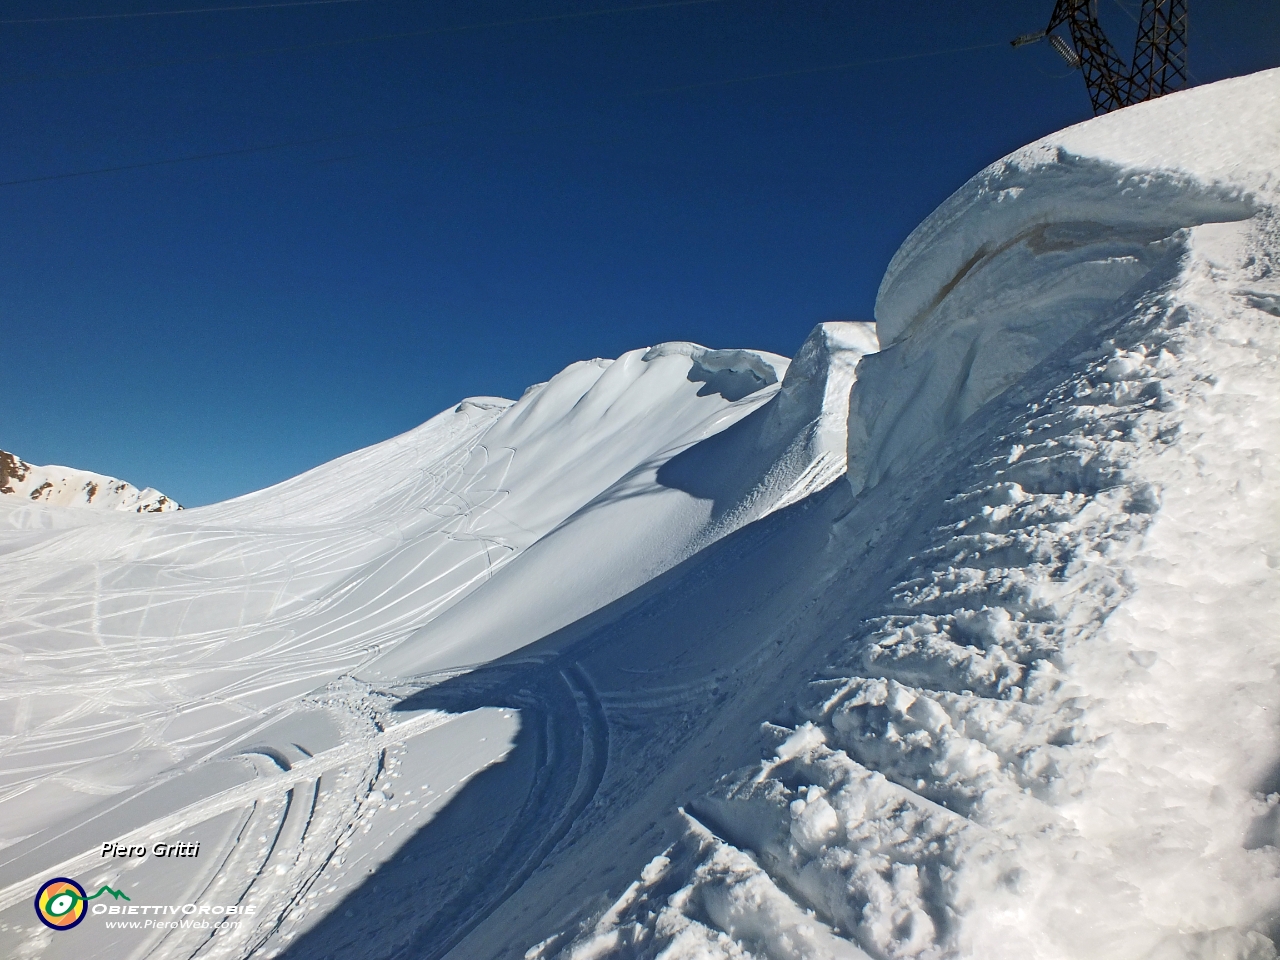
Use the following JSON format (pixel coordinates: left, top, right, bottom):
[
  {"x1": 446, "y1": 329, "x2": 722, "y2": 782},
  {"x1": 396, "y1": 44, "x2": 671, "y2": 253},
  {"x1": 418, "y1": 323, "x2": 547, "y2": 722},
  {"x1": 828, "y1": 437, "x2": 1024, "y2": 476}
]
[
  {"x1": 96, "y1": 902, "x2": 254, "y2": 930},
  {"x1": 104, "y1": 918, "x2": 242, "y2": 930}
]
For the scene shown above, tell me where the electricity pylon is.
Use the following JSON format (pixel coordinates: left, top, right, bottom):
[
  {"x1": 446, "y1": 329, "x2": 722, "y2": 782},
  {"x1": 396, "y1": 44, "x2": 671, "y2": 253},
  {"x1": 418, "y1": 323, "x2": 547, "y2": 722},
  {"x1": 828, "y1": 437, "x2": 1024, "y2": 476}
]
[{"x1": 1013, "y1": 0, "x2": 1189, "y2": 116}]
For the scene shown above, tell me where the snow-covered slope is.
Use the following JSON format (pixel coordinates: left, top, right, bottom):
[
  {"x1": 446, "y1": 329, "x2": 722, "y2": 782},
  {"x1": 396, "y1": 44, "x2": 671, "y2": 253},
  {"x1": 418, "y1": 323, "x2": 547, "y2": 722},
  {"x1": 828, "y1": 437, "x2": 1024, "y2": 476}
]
[
  {"x1": 0, "y1": 343, "x2": 802, "y2": 839},
  {"x1": 364, "y1": 324, "x2": 876, "y2": 678},
  {"x1": 0, "y1": 332, "x2": 879, "y2": 960},
  {"x1": 0, "y1": 68, "x2": 1277, "y2": 960},
  {"x1": 559, "y1": 69, "x2": 1280, "y2": 960},
  {"x1": 0, "y1": 449, "x2": 179, "y2": 513}
]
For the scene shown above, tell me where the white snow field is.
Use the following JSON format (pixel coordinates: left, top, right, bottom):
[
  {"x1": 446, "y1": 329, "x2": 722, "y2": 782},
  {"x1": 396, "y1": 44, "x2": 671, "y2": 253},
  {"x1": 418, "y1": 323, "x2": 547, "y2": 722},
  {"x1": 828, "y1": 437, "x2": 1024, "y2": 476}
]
[{"x1": 1, "y1": 67, "x2": 1278, "y2": 960}]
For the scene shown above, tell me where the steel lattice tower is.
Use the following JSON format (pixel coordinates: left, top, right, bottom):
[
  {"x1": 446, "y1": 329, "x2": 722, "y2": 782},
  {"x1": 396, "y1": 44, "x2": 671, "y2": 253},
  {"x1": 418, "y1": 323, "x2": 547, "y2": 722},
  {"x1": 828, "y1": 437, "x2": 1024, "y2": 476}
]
[
  {"x1": 1013, "y1": 0, "x2": 1189, "y2": 116},
  {"x1": 1130, "y1": 0, "x2": 1189, "y2": 103}
]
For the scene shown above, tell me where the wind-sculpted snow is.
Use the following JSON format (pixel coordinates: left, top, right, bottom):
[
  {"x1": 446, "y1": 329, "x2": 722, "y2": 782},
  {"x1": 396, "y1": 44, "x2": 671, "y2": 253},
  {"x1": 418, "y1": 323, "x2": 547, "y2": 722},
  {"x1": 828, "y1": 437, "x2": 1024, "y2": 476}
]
[
  {"x1": 843, "y1": 68, "x2": 1279, "y2": 504},
  {"x1": 847, "y1": 146, "x2": 1259, "y2": 498},
  {"x1": 2, "y1": 69, "x2": 1278, "y2": 960},
  {"x1": 361, "y1": 326, "x2": 873, "y2": 678},
  {"x1": 557, "y1": 70, "x2": 1280, "y2": 960}
]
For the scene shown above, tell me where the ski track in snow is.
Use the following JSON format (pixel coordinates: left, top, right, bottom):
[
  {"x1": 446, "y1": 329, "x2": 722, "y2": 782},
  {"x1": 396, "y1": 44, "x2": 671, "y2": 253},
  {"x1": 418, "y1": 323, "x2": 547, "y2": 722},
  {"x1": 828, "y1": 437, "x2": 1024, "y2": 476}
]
[
  {"x1": 1, "y1": 69, "x2": 1279, "y2": 960},
  {"x1": 0, "y1": 407, "x2": 503, "y2": 842},
  {"x1": 0, "y1": 338, "x2": 821, "y2": 959}
]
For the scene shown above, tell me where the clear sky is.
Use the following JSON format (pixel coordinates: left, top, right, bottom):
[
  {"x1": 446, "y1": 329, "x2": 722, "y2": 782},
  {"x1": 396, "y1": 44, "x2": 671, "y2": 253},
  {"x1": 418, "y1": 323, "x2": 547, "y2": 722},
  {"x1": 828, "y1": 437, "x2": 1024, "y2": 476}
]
[{"x1": 2, "y1": 0, "x2": 1277, "y2": 506}]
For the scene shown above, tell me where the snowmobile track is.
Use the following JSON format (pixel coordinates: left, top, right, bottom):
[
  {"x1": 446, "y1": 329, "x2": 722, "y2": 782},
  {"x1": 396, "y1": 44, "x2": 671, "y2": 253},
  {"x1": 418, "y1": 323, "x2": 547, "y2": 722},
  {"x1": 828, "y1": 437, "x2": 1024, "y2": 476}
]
[{"x1": 397, "y1": 661, "x2": 609, "y2": 960}]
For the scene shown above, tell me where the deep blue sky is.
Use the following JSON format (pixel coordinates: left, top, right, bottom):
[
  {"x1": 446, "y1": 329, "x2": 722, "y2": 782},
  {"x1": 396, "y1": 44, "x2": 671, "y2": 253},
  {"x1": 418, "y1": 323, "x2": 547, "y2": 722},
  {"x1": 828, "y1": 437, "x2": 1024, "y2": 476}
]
[{"x1": 2, "y1": 0, "x2": 1276, "y2": 506}]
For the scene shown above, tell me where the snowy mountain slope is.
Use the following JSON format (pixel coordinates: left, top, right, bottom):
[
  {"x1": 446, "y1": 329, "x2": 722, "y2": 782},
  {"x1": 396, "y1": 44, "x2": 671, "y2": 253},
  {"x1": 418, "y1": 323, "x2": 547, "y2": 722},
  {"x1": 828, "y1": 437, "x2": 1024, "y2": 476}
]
[
  {"x1": 0, "y1": 68, "x2": 1276, "y2": 960},
  {"x1": 0, "y1": 449, "x2": 179, "y2": 513},
  {"x1": 364, "y1": 323, "x2": 876, "y2": 677},
  {"x1": 0, "y1": 344, "x2": 789, "y2": 842},
  {"x1": 0, "y1": 333, "x2": 876, "y2": 960}
]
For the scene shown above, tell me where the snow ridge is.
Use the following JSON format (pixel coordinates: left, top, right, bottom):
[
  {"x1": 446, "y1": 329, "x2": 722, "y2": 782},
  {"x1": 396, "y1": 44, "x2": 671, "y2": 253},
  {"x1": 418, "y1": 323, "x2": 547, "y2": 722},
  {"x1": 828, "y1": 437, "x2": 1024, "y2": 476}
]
[{"x1": 0, "y1": 449, "x2": 179, "y2": 513}]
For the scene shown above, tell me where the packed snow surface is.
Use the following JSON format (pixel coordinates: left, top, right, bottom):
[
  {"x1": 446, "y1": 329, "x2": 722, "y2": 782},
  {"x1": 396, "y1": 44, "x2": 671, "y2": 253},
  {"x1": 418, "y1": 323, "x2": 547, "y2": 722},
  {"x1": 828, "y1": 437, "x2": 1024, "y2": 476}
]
[{"x1": 1, "y1": 68, "x2": 1278, "y2": 960}]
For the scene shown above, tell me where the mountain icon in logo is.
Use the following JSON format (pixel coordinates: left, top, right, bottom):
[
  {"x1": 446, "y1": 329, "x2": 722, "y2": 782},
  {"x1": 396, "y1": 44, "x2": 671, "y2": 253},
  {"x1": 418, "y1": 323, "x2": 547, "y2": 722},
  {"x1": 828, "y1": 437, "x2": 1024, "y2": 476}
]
[{"x1": 35, "y1": 877, "x2": 129, "y2": 931}]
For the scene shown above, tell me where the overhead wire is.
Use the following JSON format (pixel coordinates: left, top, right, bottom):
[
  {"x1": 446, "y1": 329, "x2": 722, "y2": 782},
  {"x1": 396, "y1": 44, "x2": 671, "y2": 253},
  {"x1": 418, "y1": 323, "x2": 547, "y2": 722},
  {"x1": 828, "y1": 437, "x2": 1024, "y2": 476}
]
[
  {"x1": 1107, "y1": 0, "x2": 1141, "y2": 25},
  {"x1": 0, "y1": 0, "x2": 734, "y2": 86},
  {"x1": 633, "y1": 41, "x2": 1004, "y2": 96},
  {"x1": 0, "y1": 39, "x2": 1007, "y2": 189},
  {"x1": 1, "y1": 0, "x2": 387, "y2": 26}
]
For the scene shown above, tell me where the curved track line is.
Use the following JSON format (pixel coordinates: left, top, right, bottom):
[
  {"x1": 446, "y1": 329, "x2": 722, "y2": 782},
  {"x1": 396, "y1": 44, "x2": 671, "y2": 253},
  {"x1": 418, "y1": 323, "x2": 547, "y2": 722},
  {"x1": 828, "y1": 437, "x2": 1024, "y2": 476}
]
[
  {"x1": 0, "y1": 709, "x2": 454, "y2": 913},
  {"x1": 398, "y1": 662, "x2": 609, "y2": 960}
]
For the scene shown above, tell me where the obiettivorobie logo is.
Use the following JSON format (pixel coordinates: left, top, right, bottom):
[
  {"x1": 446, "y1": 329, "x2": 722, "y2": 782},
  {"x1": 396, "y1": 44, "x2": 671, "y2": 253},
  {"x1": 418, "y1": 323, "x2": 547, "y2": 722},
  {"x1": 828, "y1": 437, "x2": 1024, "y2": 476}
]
[
  {"x1": 34, "y1": 877, "x2": 130, "y2": 930},
  {"x1": 33, "y1": 875, "x2": 257, "y2": 933}
]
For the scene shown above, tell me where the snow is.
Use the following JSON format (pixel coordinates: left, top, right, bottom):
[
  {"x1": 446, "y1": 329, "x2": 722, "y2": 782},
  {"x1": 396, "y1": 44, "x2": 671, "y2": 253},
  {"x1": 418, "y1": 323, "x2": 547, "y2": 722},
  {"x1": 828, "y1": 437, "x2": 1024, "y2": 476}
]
[
  {"x1": 1, "y1": 68, "x2": 1278, "y2": 960},
  {"x1": 363, "y1": 323, "x2": 873, "y2": 678},
  {"x1": 554, "y1": 69, "x2": 1280, "y2": 960},
  {"x1": 0, "y1": 449, "x2": 179, "y2": 514},
  {"x1": 0, "y1": 343, "x2": 794, "y2": 846}
]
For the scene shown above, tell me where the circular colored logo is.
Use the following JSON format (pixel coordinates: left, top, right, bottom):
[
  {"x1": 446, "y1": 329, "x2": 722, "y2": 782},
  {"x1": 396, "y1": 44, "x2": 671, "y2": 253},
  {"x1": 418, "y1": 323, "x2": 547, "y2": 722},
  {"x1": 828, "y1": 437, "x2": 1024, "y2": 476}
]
[{"x1": 35, "y1": 877, "x2": 87, "y2": 930}]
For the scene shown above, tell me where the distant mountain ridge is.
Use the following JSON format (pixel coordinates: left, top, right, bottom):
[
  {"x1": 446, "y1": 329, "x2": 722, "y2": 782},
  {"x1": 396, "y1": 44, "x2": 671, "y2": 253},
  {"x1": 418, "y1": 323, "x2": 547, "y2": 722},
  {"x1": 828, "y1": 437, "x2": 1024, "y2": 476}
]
[{"x1": 0, "y1": 449, "x2": 180, "y2": 513}]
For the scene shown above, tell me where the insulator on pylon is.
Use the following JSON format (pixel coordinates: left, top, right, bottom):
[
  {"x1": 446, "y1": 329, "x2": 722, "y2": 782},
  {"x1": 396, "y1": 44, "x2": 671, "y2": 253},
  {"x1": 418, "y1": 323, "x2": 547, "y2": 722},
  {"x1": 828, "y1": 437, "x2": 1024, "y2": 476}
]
[{"x1": 1049, "y1": 34, "x2": 1082, "y2": 67}]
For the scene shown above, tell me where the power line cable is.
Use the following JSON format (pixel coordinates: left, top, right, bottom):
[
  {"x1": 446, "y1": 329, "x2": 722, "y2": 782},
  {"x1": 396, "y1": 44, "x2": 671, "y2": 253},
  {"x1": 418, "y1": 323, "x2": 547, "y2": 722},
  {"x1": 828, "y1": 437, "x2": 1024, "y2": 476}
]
[
  {"x1": 0, "y1": 128, "x2": 393, "y2": 186},
  {"x1": 1107, "y1": 0, "x2": 1141, "y2": 25},
  {"x1": 634, "y1": 41, "x2": 1004, "y2": 95},
  {"x1": 0, "y1": 0, "x2": 384, "y2": 26},
  {"x1": 0, "y1": 39, "x2": 1006, "y2": 189},
  {"x1": 0, "y1": 0, "x2": 733, "y2": 86}
]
